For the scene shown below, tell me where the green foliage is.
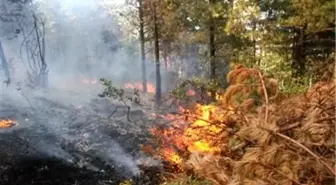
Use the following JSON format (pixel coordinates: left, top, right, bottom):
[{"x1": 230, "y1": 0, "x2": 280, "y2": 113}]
[
  {"x1": 281, "y1": 76, "x2": 311, "y2": 95},
  {"x1": 283, "y1": 0, "x2": 335, "y2": 33},
  {"x1": 99, "y1": 78, "x2": 140, "y2": 104},
  {"x1": 99, "y1": 78, "x2": 141, "y2": 122},
  {"x1": 171, "y1": 85, "x2": 188, "y2": 100},
  {"x1": 171, "y1": 78, "x2": 219, "y2": 100},
  {"x1": 99, "y1": 78, "x2": 125, "y2": 99},
  {"x1": 257, "y1": 53, "x2": 311, "y2": 95},
  {"x1": 125, "y1": 0, "x2": 333, "y2": 97}
]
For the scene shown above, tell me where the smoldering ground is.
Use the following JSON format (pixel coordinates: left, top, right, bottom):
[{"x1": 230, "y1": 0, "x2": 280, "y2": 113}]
[{"x1": 0, "y1": 83, "x2": 161, "y2": 176}]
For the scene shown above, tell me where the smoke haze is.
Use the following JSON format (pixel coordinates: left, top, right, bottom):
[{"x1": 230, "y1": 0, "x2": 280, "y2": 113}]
[{"x1": 0, "y1": 0, "x2": 162, "y2": 177}]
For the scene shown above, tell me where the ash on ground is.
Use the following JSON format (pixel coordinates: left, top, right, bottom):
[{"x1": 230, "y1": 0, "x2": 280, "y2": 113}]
[{"x1": 0, "y1": 87, "x2": 164, "y2": 185}]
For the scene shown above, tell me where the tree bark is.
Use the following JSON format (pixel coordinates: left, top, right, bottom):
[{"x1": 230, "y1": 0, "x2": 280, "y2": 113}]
[
  {"x1": 33, "y1": 14, "x2": 48, "y2": 88},
  {"x1": 0, "y1": 41, "x2": 10, "y2": 85},
  {"x1": 209, "y1": 0, "x2": 216, "y2": 100},
  {"x1": 139, "y1": 0, "x2": 147, "y2": 92},
  {"x1": 153, "y1": 4, "x2": 161, "y2": 105},
  {"x1": 292, "y1": 24, "x2": 307, "y2": 78}
]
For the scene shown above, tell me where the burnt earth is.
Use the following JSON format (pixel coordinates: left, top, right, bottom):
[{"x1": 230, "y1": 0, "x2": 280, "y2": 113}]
[
  {"x1": 0, "y1": 157, "x2": 121, "y2": 185},
  {"x1": 0, "y1": 95, "x2": 163, "y2": 185},
  {"x1": 0, "y1": 158, "x2": 163, "y2": 185},
  {"x1": 0, "y1": 127, "x2": 162, "y2": 185}
]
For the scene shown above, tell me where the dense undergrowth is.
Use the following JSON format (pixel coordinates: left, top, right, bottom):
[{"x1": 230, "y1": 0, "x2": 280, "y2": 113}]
[{"x1": 152, "y1": 64, "x2": 335, "y2": 185}]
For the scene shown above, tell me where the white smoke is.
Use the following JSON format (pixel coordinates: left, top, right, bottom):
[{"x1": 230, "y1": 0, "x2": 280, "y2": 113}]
[{"x1": 0, "y1": 1, "x2": 165, "y2": 177}]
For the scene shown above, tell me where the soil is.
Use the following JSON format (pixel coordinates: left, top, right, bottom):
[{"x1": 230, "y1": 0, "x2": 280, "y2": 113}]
[
  {"x1": 0, "y1": 125, "x2": 162, "y2": 185},
  {"x1": 0, "y1": 89, "x2": 164, "y2": 185},
  {"x1": 0, "y1": 157, "x2": 163, "y2": 185}
]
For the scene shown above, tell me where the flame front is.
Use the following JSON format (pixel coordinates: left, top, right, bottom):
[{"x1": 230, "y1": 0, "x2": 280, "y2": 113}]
[
  {"x1": 124, "y1": 83, "x2": 155, "y2": 93},
  {"x1": 0, "y1": 119, "x2": 17, "y2": 129},
  {"x1": 149, "y1": 101, "x2": 232, "y2": 169}
]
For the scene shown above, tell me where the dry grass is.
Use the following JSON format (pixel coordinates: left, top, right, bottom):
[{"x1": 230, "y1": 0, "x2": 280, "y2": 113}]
[{"x1": 185, "y1": 65, "x2": 335, "y2": 185}]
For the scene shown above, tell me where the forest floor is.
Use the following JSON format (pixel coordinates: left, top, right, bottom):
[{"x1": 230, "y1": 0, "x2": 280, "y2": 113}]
[{"x1": 0, "y1": 84, "x2": 167, "y2": 185}]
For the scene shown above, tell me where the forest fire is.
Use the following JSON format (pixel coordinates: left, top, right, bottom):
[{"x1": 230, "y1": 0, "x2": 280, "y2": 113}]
[
  {"x1": 0, "y1": 119, "x2": 17, "y2": 129},
  {"x1": 124, "y1": 82, "x2": 155, "y2": 93},
  {"x1": 187, "y1": 89, "x2": 195, "y2": 96},
  {"x1": 149, "y1": 102, "x2": 231, "y2": 170}
]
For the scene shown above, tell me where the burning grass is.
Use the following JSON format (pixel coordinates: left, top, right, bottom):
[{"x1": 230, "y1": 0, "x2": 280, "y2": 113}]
[
  {"x1": 147, "y1": 65, "x2": 335, "y2": 185},
  {"x1": 124, "y1": 82, "x2": 156, "y2": 93}
]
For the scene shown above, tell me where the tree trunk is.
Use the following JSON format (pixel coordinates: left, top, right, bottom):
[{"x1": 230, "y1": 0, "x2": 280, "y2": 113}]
[
  {"x1": 252, "y1": 20, "x2": 258, "y2": 66},
  {"x1": 209, "y1": 0, "x2": 216, "y2": 100},
  {"x1": 0, "y1": 41, "x2": 10, "y2": 85},
  {"x1": 33, "y1": 14, "x2": 48, "y2": 88},
  {"x1": 162, "y1": 39, "x2": 172, "y2": 69},
  {"x1": 292, "y1": 25, "x2": 307, "y2": 78},
  {"x1": 153, "y1": 5, "x2": 161, "y2": 105},
  {"x1": 139, "y1": 0, "x2": 147, "y2": 92},
  {"x1": 163, "y1": 41, "x2": 168, "y2": 69}
]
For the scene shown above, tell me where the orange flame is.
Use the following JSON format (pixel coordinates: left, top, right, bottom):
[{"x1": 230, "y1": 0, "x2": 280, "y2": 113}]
[
  {"x1": 124, "y1": 83, "x2": 155, "y2": 93},
  {"x1": 0, "y1": 119, "x2": 17, "y2": 129},
  {"x1": 148, "y1": 99, "x2": 234, "y2": 170},
  {"x1": 187, "y1": 89, "x2": 196, "y2": 96}
]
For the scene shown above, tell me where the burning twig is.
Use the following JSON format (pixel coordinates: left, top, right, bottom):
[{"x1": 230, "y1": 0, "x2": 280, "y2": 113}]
[
  {"x1": 183, "y1": 114, "x2": 215, "y2": 125},
  {"x1": 0, "y1": 119, "x2": 17, "y2": 129}
]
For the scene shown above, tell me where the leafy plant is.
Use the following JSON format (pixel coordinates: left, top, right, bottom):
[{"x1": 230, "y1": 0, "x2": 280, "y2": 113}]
[
  {"x1": 171, "y1": 78, "x2": 219, "y2": 103},
  {"x1": 99, "y1": 78, "x2": 140, "y2": 121}
]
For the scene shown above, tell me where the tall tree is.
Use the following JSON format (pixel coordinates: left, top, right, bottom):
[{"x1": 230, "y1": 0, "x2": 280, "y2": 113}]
[
  {"x1": 208, "y1": 0, "x2": 216, "y2": 99},
  {"x1": 151, "y1": 0, "x2": 161, "y2": 105},
  {"x1": 0, "y1": 41, "x2": 10, "y2": 85},
  {"x1": 138, "y1": 0, "x2": 147, "y2": 92},
  {"x1": 0, "y1": 0, "x2": 49, "y2": 88},
  {"x1": 284, "y1": 0, "x2": 335, "y2": 78}
]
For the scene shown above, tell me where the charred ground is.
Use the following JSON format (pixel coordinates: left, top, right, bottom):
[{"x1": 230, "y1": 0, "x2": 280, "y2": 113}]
[{"x1": 0, "y1": 87, "x2": 164, "y2": 185}]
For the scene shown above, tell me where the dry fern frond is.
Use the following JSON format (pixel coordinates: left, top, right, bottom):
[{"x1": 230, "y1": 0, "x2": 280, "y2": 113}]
[
  {"x1": 169, "y1": 65, "x2": 335, "y2": 185},
  {"x1": 186, "y1": 153, "x2": 233, "y2": 185},
  {"x1": 237, "y1": 119, "x2": 278, "y2": 145}
]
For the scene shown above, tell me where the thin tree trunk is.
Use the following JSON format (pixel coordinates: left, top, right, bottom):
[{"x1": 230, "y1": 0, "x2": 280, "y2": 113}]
[
  {"x1": 163, "y1": 44, "x2": 168, "y2": 69},
  {"x1": 0, "y1": 41, "x2": 10, "y2": 85},
  {"x1": 162, "y1": 39, "x2": 172, "y2": 69},
  {"x1": 139, "y1": 0, "x2": 147, "y2": 92},
  {"x1": 33, "y1": 14, "x2": 48, "y2": 87},
  {"x1": 153, "y1": 5, "x2": 161, "y2": 105},
  {"x1": 292, "y1": 24, "x2": 307, "y2": 78},
  {"x1": 209, "y1": 0, "x2": 216, "y2": 100},
  {"x1": 252, "y1": 20, "x2": 257, "y2": 66}
]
